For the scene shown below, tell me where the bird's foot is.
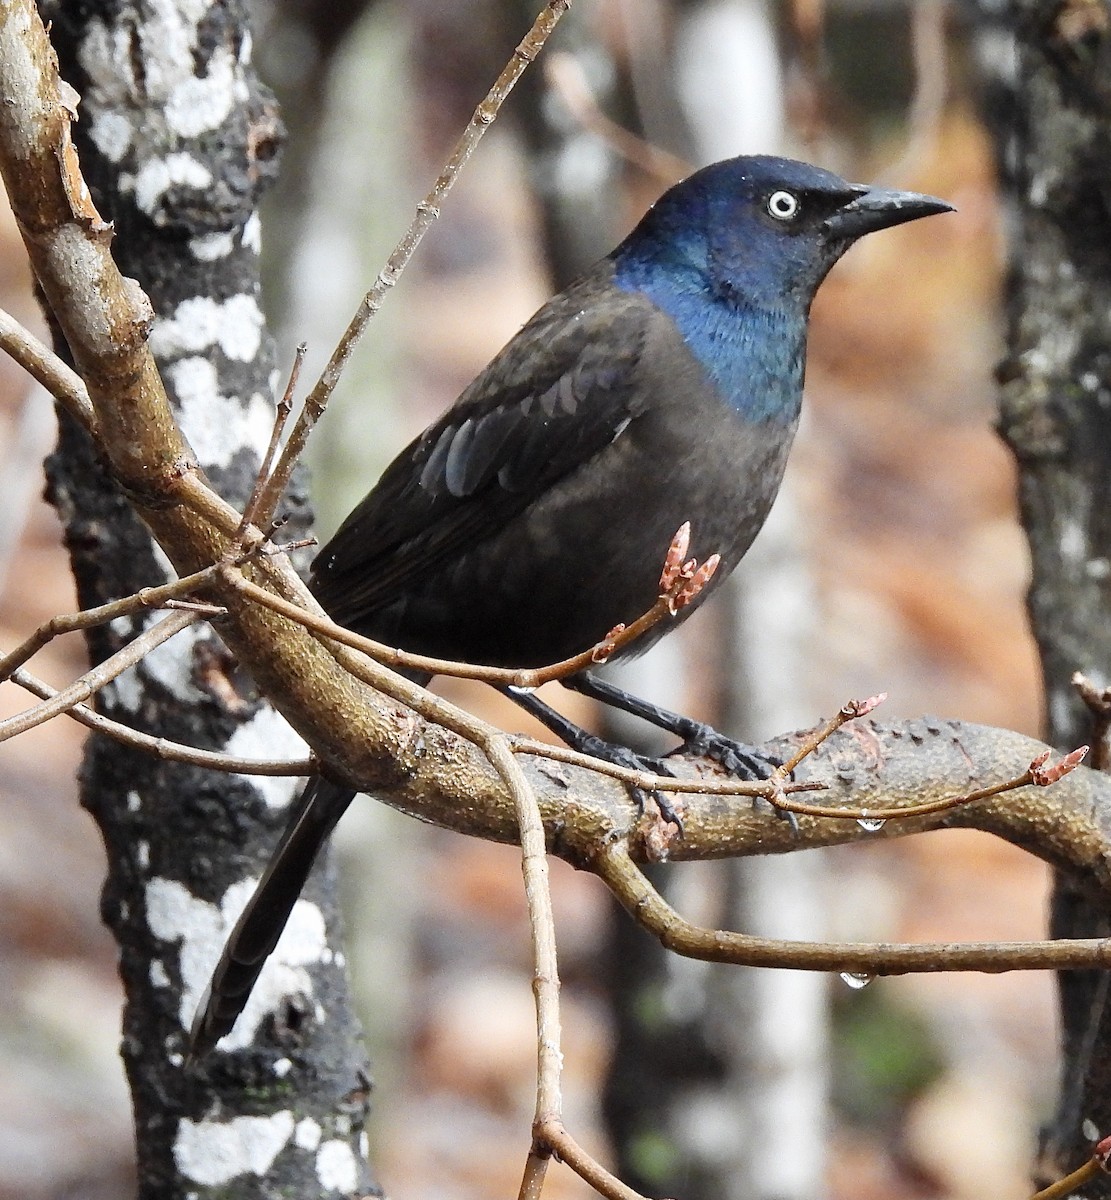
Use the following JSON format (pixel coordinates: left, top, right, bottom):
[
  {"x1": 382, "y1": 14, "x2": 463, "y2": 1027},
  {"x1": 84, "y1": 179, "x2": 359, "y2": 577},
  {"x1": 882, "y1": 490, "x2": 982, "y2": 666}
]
[
  {"x1": 675, "y1": 720, "x2": 784, "y2": 780},
  {"x1": 670, "y1": 720, "x2": 797, "y2": 831},
  {"x1": 575, "y1": 733, "x2": 686, "y2": 833}
]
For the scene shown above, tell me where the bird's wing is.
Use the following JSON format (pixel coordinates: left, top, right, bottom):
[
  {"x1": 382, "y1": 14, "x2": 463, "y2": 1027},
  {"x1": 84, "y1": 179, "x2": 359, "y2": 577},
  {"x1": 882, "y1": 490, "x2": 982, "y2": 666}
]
[{"x1": 311, "y1": 278, "x2": 656, "y2": 626}]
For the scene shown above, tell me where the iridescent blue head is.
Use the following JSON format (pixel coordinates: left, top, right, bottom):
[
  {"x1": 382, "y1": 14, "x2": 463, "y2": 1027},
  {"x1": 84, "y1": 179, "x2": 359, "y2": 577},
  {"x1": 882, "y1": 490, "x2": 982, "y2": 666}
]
[
  {"x1": 614, "y1": 155, "x2": 951, "y2": 311},
  {"x1": 611, "y1": 155, "x2": 952, "y2": 419}
]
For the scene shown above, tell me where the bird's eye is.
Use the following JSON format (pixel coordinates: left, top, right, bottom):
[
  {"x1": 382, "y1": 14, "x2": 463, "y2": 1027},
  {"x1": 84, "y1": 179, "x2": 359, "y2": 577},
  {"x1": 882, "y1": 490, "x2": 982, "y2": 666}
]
[{"x1": 766, "y1": 190, "x2": 801, "y2": 221}]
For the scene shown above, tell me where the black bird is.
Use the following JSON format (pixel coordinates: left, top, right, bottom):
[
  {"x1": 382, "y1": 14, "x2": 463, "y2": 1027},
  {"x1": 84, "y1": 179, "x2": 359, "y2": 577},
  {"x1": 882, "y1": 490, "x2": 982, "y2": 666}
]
[{"x1": 191, "y1": 155, "x2": 951, "y2": 1054}]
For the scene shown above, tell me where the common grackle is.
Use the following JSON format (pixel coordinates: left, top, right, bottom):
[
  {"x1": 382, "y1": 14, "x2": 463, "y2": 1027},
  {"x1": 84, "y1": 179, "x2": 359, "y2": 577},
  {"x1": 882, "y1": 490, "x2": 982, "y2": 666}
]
[{"x1": 191, "y1": 155, "x2": 952, "y2": 1054}]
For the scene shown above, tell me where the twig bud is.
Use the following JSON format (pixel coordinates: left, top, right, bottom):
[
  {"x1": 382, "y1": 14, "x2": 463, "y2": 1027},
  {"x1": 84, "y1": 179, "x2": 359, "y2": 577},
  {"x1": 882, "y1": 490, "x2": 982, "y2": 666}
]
[
  {"x1": 591, "y1": 623, "x2": 626, "y2": 663},
  {"x1": 1030, "y1": 745, "x2": 1089, "y2": 786},
  {"x1": 841, "y1": 692, "x2": 888, "y2": 719},
  {"x1": 671, "y1": 554, "x2": 720, "y2": 612},
  {"x1": 659, "y1": 522, "x2": 691, "y2": 591}
]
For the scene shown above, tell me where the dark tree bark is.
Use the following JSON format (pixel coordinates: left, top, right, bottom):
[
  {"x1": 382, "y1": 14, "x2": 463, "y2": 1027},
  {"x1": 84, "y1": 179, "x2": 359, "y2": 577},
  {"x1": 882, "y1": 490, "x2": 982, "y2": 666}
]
[
  {"x1": 971, "y1": 0, "x2": 1111, "y2": 1188},
  {"x1": 35, "y1": 2, "x2": 377, "y2": 1196}
]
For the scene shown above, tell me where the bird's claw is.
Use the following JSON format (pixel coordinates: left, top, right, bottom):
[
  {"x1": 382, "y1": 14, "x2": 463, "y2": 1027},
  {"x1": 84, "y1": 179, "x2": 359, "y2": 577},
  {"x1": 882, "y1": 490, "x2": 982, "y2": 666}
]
[
  {"x1": 676, "y1": 720, "x2": 784, "y2": 778},
  {"x1": 577, "y1": 734, "x2": 685, "y2": 833},
  {"x1": 671, "y1": 721, "x2": 798, "y2": 830}
]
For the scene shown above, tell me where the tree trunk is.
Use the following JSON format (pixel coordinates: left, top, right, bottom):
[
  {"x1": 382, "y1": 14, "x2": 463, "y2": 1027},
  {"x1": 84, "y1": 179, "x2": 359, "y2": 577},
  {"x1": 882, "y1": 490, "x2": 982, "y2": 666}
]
[
  {"x1": 972, "y1": 0, "x2": 1111, "y2": 1188},
  {"x1": 37, "y1": 2, "x2": 377, "y2": 1195}
]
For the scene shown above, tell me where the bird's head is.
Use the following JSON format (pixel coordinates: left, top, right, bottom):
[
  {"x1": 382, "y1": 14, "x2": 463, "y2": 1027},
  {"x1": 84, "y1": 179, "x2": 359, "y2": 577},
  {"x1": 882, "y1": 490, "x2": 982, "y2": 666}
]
[{"x1": 615, "y1": 155, "x2": 953, "y2": 313}]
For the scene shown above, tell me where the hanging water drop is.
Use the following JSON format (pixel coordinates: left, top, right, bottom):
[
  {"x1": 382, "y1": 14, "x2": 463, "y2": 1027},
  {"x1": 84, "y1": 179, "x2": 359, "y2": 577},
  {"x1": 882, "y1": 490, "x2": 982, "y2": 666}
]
[
  {"x1": 856, "y1": 811, "x2": 886, "y2": 833},
  {"x1": 508, "y1": 684, "x2": 537, "y2": 695},
  {"x1": 839, "y1": 972, "x2": 874, "y2": 990}
]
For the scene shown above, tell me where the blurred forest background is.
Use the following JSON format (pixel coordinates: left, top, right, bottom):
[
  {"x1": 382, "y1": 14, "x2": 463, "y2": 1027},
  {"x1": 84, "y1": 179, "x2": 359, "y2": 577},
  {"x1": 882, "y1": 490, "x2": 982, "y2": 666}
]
[{"x1": 0, "y1": 1, "x2": 1061, "y2": 1198}]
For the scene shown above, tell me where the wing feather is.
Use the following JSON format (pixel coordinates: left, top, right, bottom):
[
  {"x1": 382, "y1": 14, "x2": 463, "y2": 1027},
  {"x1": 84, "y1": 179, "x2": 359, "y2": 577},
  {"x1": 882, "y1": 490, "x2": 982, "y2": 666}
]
[{"x1": 311, "y1": 269, "x2": 658, "y2": 629}]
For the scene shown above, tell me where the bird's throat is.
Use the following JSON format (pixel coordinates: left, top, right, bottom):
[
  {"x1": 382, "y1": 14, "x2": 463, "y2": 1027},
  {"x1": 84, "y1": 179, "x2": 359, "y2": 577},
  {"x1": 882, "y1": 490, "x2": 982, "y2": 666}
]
[{"x1": 613, "y1": 262, "x2": 807, "y2": 425}]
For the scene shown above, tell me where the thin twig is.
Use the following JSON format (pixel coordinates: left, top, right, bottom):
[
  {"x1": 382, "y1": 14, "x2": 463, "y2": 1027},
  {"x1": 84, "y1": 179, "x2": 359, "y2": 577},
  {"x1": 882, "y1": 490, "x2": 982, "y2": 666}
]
[
  {"x1": 240, "y1": 342, "x2": 305, "y2": 536},
  {"x1": 0, "y1": 305, "x2": 97, "y2": 434},
  {"x1": 1031, "y1": 1135, "x2": 1111, "y2": 1200},
  {"x1": 544, "y1": 51, "x2": 689, "y2": 185},
  {"x1": 222, "y1": 563, "x2": 701, "y2": 689},
  {"x1": 483, "y1": 738, "x2": 565, "y2": 1195},
  {"x1": 11, "y1": 668, "x2": 316, "y2": 775},
  {"x1": 596, "y1": 840, "x2": 1111, "y2": 975},
  {"x1": 510, "y1": 735, "x2": 823, "y2": 799},
  {"x1": 517, "y1": 1149, "x2": 551, "y2": 1200},
  {"x1": 1030, "y1": 1160, "x2": 1101, "y2": 1200},
  {"x1": 0, "y1": 609, "x2": 198, "y2": 742},
  {"x1": 537, "y1": 1122, "x2": 650, "y2": 1200},
  {"x1": 1, "y1": 561, "x2": 237, "y2": 682},
  {"x1": 279, "y1": 0, "x2": 573, "y2": 481}
]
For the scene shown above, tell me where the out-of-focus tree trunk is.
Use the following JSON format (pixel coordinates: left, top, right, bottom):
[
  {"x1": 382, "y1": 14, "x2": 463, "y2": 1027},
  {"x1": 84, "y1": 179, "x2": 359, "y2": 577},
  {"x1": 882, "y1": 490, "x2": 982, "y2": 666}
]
[
  {"x1": 971, "y1": 0, "x2": 1111, "y2": 1189},
  {"x1": 37, "y1": 2, "x2": 377, "y2": 1195}
]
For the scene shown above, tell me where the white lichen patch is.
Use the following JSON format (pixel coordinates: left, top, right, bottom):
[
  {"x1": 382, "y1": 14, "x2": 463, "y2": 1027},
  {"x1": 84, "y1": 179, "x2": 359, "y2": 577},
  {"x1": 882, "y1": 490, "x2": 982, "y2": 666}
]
[
  {"x1": 243, "y1": 212, "x2": 262, "y2": 254},
  {"x1": 87, "y1": 110, "x2": 133, "y2": 163},
  {"x1": 78, "y1": 19, "x2": 139, "y2": 105},
  {"x1": 150, "y1": 294, "x2": 264, "y2": 362},
  {"x1": 189, "y1": 230, "x2": 236, "y2": 261},
  {"x1": 109, "y1": 614, "x2": 136, "y2": 638},
  {"x1": 168, "y1": 356, "x2": 274, "y2": 470},
  {"x1": 1058, "y1": 518, "x2": 1089, "y2": 566},
  {"x1": 131, "y1": 152, "x2": 213, "y2": 218},
  {"x1": 165, "y1": 46, "x2": 246, "y2": 137},
  {"x1": 102, "y1": 669, "x2": 143, "y2": 714},
  {"x1": 139, "y1": 616, "x2": 207, "y2": 703},
  {"x1": 146, "y1": 875, "x2": 329, "y2": 1050},
  {"x1": 315, "y1": 1140, "x2": 359, "y2": 1193},
  {"x1": 294, "y1": 1117, "x2": 322, "y2": 1151},
  {"x1": 173, "y1": 1111, "x2": 294, "y2": 1186},
  {"x1": 224, "y1": 707, "x2": 309, "y2": 812}
]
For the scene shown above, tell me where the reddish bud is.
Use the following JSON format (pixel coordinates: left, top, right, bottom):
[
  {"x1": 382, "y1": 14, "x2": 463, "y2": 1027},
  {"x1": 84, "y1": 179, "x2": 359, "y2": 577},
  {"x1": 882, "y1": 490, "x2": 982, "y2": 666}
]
[
  {"x1": 1031, "y1": 745, "x2": 1088, "y2": 786},
  {"x1": 671, "y1": 554, "x2": 720, "y2": 612},
  {"x1": 842, "y1": 692, "x2": 888, "y2": 719},
  {"x1": 660, "y1": 522, "x2": 692, "y2": 591},
  {"x1": 592, "y1": 623, "x2": 626, "y2": 663}
]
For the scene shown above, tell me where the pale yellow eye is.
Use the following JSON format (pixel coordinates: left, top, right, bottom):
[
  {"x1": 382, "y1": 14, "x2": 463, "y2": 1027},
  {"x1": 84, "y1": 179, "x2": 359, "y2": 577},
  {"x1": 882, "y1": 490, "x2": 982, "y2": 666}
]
[{"x1": 766, "y1": 190, "x2": 801, "y2": 221}]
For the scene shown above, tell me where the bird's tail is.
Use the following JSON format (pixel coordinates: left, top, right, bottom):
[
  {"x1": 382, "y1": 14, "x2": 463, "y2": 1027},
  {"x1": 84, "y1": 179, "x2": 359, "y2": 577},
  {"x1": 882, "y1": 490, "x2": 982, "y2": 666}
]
[{"x1": 189, "y1": 775, "x2": 355, "y2": 1057}]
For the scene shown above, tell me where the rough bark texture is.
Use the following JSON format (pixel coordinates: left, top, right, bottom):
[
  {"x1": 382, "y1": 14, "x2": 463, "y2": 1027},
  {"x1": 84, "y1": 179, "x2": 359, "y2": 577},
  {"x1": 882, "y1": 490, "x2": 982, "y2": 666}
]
[
  {"x1": 973, "y1": 0, "x2": 1111, "y2": 1188},
  {"x1": 35, "y1": 2, "x2": 377, "y2": 1196}
]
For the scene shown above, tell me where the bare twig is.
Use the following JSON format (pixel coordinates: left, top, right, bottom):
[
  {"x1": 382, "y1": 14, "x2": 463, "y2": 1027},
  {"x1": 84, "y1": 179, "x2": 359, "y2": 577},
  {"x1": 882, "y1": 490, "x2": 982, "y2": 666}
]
[
  {"x1": 0, "y1": 305, "x2": 97, "y2": 434},
  {"x1": 240, "y1": 342, "x2": 305, "y2": 536},
  {"x1": 1031, "y1": 1134, "x2": 1111, "y2": 1199},
  {"x1": 11, "y1": 667, "x2": 316, "y2": 775},
  {"x1": 0, "y1": 609, "x2": 198, "y2": 742},
  {"x1": 510, "y1": 734, "x2": 824, "y2": 799},
  {"x1": 544, "y1": 50, "x2": 689, "y2": 185},
  {"x1": 766, "y1": 736, "x2": 1089, "y2": 826},
  {"x1": 535, "y1": 1123, "x2": 649, "y2": 1200},
  {"x1": 279, "y1": 0, "x2": 574, "y2": 480},
  {"x1": 1, "y1": 556, "x2": 256, "y2": 683},
  {"x1": 596, "y1": 839, "x2": 1111, "y2": 975}
]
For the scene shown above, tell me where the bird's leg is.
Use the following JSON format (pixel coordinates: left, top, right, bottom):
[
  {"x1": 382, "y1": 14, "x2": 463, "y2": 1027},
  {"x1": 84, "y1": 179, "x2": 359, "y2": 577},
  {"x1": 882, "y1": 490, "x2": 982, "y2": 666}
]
[
  {"x1": 499, "y1": 686, "x2": 685, "y2": 830},
  {"x1": 564, "y1": 671, "x2": 784, "y2": 780}
]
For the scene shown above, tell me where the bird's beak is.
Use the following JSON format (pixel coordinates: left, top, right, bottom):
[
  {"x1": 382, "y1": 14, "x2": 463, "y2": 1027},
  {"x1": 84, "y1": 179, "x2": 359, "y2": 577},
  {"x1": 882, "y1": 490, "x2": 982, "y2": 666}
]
[{"x1": 823, "y1": 186, "x2": 954, "y2": 240}]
